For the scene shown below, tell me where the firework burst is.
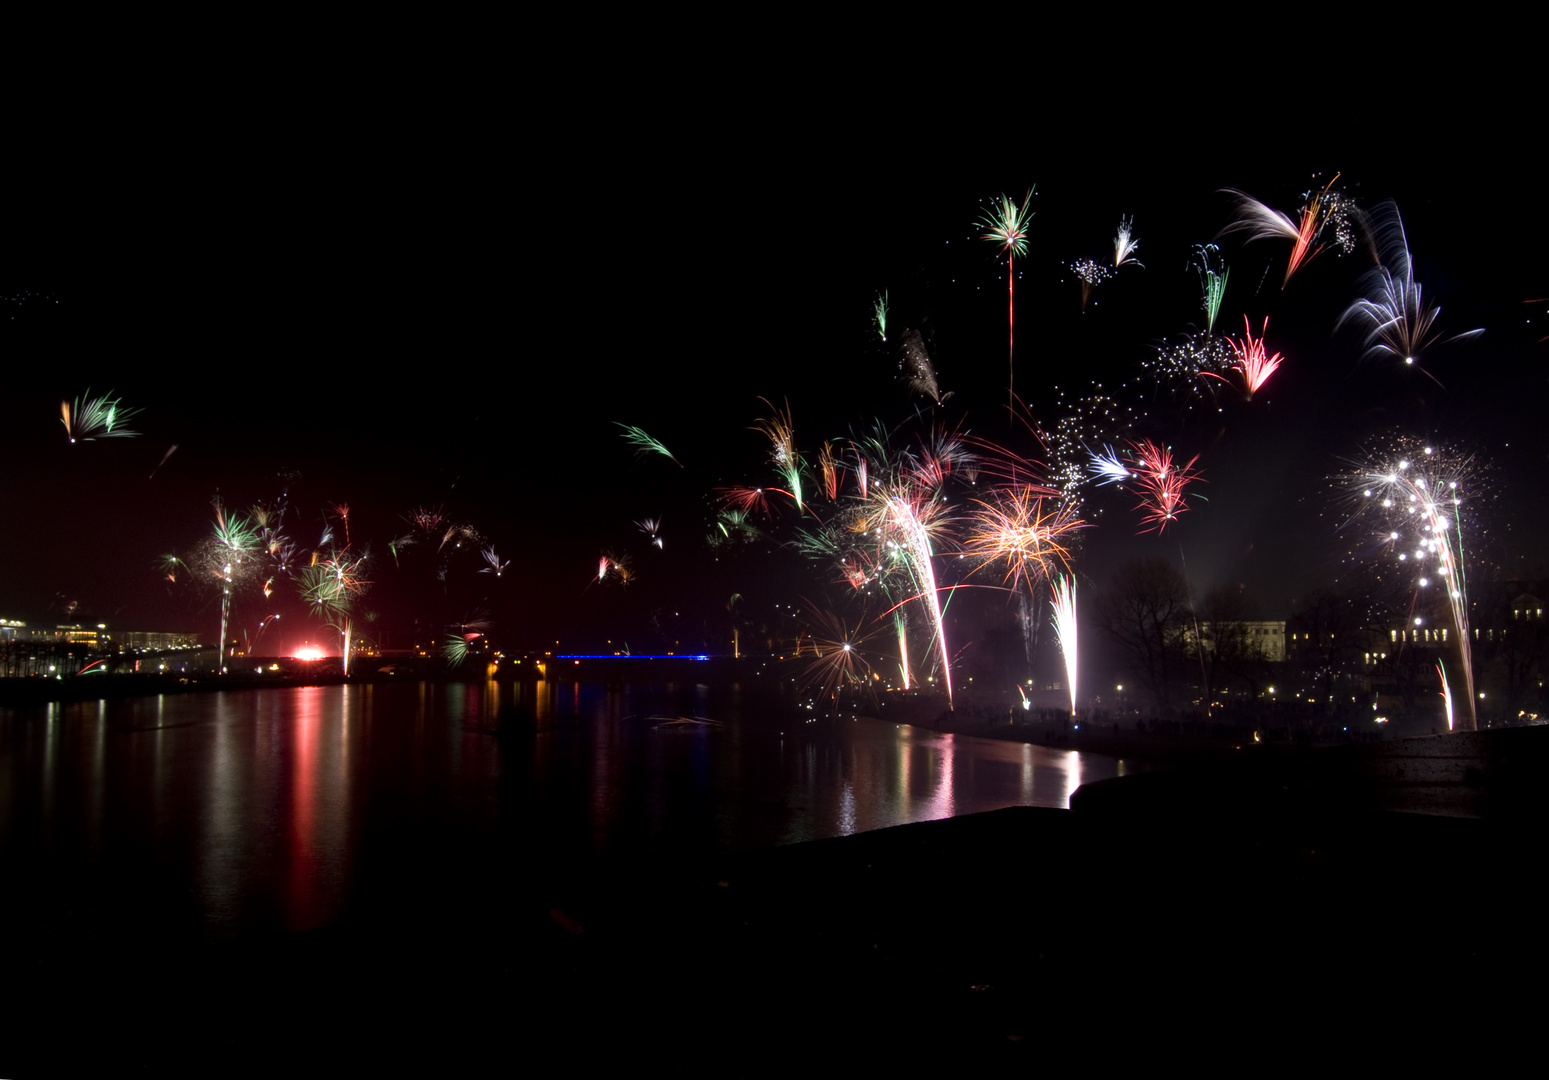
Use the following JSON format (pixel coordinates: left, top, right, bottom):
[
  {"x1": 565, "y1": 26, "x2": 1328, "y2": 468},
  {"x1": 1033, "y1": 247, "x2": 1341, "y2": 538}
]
[
  {"x1": 794, "y1": 603, "x2": 880, "y2": 706},
  {"x1": 964, "y1": 486, "x2": 1082, "y2": 596},
  {"x1": 1336, "y1": 202, "x2": 1482, "y2": 379},
  {"x1": 1344, "y1": 438, "x2": 1479, "y2": 730},
  {"x1": 1202, "y1": 316, "x2": 1285, "y2": 400},
  {"x1": 753, "y1": 397, "x2": 804, "y2": 511},
  {"x1": 979, "y1": 188, "x2": 1036, "y2": 407},
  {"x1": 1191, "y1": 243, "x2": 1229, "y2": 333},
  {"x1": 480, "y1": 546, "x2": 509, "y2": 575},
  {"x1": 617, "y1": 423, "x2": 682, "y2": 467},
  {"x1": 1113, "y1": 216, "x2": 1142, "y2": 268},
  {"x1": 1126, "y1": 439, "x2": 1202, "y2": 533},
  {"x1": 60, "y1": 389, "x2": 141, "y2": 444},
  {"x1": 898, "y1": 328, "x2": 951, "y2": 406},
  {"x1": 1070, "y1": 258, "x2": 1115, "y2": 313},
  {"x1": 635, "y1": 517, "x2": 664, "y2": 549},
  {"x1": 1219, "y1": 174, "x2": 1355, "y2": 286},
  {"x1": 1146, "y1": 333, "x2": 1238, "y2": 409}
]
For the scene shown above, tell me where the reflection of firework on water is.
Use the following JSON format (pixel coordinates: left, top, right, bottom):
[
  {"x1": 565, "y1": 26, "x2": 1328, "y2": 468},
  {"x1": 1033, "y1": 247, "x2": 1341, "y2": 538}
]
[
  {"x1": 635, "y1": 517, "x2": 663, "y2": 549},
  {"x1": 616, "y1": 423, "x2": 682, "y2": 467},
  {"x1": 979, "y1": 188, "x2": 1036, "y2": 407},
  {"x1": 1070, "y1": 258, "x2": 1116, "y2": 313},
  {"x1": 1050, "y1": 575, "x2": 1078, "y2": 716},
  {"x1": 1146, "y1": 332, "x2": 1237, "y2": 406},
  {"x1": 873, "y1": 289, "x2": 889, "y2": 342},
  {"x1": 1203, "y1": 316, "x2": 1284, "y2": 400},
  {"x1": 1219, "y1": 173, "x2": 1355, "y2": 286},
  {"x1": 898, "y1": 328, "x2": 951, "y2": 406},
  {"x1": 1344, "y1": 437, "x2": 1481, "y2": 730},
  {"x1": 753, "y1": 397, "x2": 804, "y2": 510},
  {"x1": 963, "y1": 486, "x2": 1082, "y2": 596},
  {"x1": 1126, "y1": 439, "x2": 1202, "y2": 533},
  {"x1": 1190, "y1": 243, "x2": 1229, "y2": 333},
  {"x1": 1336, "y1": 202, "x2": 1481, "y2": 379},
  {"x1": 1113, "y1": 216, "x2": 1142, "y2": 268},
  {"x1": 60, "y1": 389, "x2": 141, "y2": 444}
]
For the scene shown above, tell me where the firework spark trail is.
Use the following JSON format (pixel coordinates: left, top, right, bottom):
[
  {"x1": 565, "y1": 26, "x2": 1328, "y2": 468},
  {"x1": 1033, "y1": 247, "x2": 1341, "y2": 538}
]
[
  {"x1": 1336, "y1": 202, "x2": 1481, "y2": 377},
  {"x1": 874, "y1": 289, "x2": 889, "y2": 342},
  {"x1": 1437, "y1": 660, "x2": 1454, "y2": 732},
  {"x1": 886, "y1": 495, "x2": 953, "y2": 708},
  {"x1": 1127, "y1": 439, "x2": 1202, "y2": 533},
  {"x1": 1351, "y1": 443, "x2": 1477, "y2": 730},
  {"x1": 616, "y1": 423, "x2": 682, "y2": 467},
  {"x1": 149, "y1": 444, "x2": 179, "y2": 480},
  {"x1": 60, "y1": 389, "x2": 142, "y2": 444},
  {"x1": 979, "y1": 188, "x2": 1035, "y2": 409},
  {"x1": 1113, "y1": 216, "x2": 1142, "y2": 268},
  {"x1": 1050, "y1": 575, "x2": 1078, "y2": 716},
  {"x1": 894, "y1": 610, "x2": 911, "y2": 690},
  {"x1": 818, "y1": 443, "x2": 841, "y2": 502}
]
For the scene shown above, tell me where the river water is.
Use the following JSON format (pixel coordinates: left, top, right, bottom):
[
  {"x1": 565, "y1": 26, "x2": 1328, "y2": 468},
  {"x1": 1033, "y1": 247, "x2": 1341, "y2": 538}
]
[{"x1": 0, "y1": 678, "x2": 1127, "y2": 946}]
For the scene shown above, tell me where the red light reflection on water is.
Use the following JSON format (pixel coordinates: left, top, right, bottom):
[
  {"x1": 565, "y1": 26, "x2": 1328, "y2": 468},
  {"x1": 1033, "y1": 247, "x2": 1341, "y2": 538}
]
[{"x1": 287, "y1": 687, "x2": 322, "y2": 930}]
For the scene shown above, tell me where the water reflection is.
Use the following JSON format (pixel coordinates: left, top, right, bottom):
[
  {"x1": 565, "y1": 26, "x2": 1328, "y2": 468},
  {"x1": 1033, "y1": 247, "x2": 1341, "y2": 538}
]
[{"x1": 0, "y1": 681, "x2": 1125, "y2": 943}]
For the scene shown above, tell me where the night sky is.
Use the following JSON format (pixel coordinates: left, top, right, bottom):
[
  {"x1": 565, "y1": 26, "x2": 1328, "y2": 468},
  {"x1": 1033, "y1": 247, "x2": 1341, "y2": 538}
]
[{"x1": 4, "y1": 103, "x2": 1545, "y2": 661}]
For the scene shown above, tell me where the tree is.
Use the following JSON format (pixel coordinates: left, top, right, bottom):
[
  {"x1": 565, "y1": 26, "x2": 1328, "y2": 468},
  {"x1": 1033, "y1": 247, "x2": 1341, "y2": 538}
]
[{"x1": 1098, "y1": 558, "x2": 1191, "y2": 714}]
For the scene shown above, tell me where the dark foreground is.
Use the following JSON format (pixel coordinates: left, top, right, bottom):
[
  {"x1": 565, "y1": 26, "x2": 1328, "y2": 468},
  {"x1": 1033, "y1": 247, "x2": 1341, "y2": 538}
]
[{"x1": 8, "y1": 727, "x2": 1547, "y2": 1075}]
